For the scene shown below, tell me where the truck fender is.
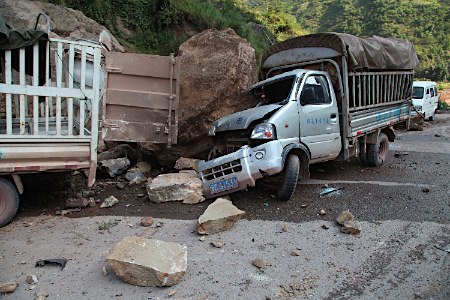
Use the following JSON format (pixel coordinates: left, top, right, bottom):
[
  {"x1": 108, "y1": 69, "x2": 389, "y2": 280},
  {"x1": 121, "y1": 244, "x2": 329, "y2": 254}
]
[
  {"x1": 381, "y1": 127, "x2": 395, "y2": 142},
  {"x1": 281, "y1": 144, "x2": 310, "y2": 180}
]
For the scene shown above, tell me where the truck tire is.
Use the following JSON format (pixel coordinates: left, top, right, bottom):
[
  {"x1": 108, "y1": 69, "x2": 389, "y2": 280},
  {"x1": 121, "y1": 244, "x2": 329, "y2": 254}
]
[
  {"x1": 367, "y1": 133, "x2": 389, "y2": 167},
  {"x1": 0, "y1": 178, "x2": 20, "y2": 228},
  {"x1": 277, "y1": 154, "x2": 300, "y2": 201},
  {"x1": 358, "y1": 142, "x2": 369, "y2": 166}
]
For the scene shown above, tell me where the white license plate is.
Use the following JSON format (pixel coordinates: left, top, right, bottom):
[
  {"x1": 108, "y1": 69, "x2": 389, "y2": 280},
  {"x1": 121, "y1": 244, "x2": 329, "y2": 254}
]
[{"x1": 209, "y1": 177, "x2": 238, "y2": 194}]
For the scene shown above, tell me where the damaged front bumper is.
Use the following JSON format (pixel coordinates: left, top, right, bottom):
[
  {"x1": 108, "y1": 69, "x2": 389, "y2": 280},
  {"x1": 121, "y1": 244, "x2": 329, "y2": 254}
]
[{"x1": 198, "y1": 141, "x2": 284, "y2": 198}]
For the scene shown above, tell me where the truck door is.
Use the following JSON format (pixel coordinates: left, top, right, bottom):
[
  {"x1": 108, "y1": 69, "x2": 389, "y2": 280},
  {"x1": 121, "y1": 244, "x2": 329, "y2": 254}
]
[
  {"x1": 103, "y1": 52, "x2": 180, "y2": 146},
  {"x1": 298, "y1": 73, "x2": 341, "y2": 160}
]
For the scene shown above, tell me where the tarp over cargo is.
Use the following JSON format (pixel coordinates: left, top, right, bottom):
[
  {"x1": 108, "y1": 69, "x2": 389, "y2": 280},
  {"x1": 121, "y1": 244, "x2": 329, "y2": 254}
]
[{"x1": 262, "y1": 32, "x2": 419, "y2": 72}]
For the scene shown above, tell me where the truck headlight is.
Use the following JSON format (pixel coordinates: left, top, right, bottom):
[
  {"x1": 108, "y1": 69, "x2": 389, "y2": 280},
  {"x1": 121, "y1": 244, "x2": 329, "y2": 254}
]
[
  {"x1": 251, "y1": 123, "x2": 276, "y2": 140},
  {"x1": 208, "y1": 126, "x2": 216, "y2": 136}
]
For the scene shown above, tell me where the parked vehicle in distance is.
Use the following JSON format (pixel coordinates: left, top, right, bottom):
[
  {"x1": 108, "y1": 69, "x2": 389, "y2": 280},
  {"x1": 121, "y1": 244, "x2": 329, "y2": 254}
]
[
  {"x1": 198, "y1": 33, "x2": 418, "y2": 201},
  {"x1": 412, "y1": 81, "x2": 439, "y2": 120}
]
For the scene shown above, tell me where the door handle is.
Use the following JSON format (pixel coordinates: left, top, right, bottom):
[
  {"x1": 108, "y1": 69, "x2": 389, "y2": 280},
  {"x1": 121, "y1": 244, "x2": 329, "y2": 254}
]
[{"x1": 330, "y1": 113, "x2": 337, "y2": 119}]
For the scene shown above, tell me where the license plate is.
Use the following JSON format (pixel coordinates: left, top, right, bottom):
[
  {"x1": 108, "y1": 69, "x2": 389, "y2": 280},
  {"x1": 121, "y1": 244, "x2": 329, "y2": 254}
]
[{"x1": 209, "y1": 177, "x2": 239, "y2": 194}]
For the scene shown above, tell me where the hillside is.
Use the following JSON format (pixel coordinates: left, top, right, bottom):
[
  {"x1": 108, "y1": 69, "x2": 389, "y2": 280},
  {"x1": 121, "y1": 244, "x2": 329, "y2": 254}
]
[{"x1": 47, "y1": 0, "x2": 449, "y2": 81}]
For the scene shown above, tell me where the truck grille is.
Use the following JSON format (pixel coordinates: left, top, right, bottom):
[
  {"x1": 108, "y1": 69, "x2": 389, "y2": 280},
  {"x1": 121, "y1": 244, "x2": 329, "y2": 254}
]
[{"x1": 202, "y1": 159, "x2": 242, "y2": 180}]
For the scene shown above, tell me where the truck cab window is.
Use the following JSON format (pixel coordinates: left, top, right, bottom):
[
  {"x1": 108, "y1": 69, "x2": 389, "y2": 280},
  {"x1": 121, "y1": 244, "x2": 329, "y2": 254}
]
[
  {"x1": 412, "y1": 87, "x2": 424, "y2": 99},
  {"x1": 251, "y1": 76, "x2": 296, "y2": 105},
  {"x1": 300, "y1": 75, "x2": 331, "y2": 105}
]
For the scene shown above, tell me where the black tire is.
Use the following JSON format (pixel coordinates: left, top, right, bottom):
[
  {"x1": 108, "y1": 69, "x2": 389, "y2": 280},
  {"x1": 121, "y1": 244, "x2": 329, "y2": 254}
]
[
  {"x1": 358, "y1": 142, "x2": 369, "y2": 166},
  {"x1": 429, "y1": 111, "x2": 435, "y2": 121},
  {"x1": 277, "y1": 154, "x2": 300, "y2": 201},
  {"x1": 367, "y1": 133, "x2": 389, "y2": 167},
  {"x1": 0, "y1": 178, "x2": 20, "y2": 228}
]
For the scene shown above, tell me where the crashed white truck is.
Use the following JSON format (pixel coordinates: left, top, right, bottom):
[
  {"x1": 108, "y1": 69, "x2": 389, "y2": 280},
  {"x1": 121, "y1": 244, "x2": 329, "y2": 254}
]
[
  {"x1": 0, "y1": 14, "x2": 179, "y2": 227},
  {"x1": 198, "y1": 32, "x2": 418, "y2": 200}
]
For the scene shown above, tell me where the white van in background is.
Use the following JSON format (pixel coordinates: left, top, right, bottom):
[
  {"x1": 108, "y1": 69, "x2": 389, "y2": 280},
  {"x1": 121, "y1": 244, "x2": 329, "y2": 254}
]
[{"x1": 412, "y1": 81, "x2": 439, "y2": 120}]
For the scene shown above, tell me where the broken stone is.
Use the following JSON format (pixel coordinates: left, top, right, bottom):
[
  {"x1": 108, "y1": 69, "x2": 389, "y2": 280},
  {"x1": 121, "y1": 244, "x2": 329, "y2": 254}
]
[
  {"x1": 116, "y1": 182, "x2": 125, "y2": 189},
  {"x1": 65, "y1": 197, "x2": 89, "y2": 208},
  {"x1": 211, "y1": 241, "x2": 224, "y2": 248},
  {"x1": 422, "y1": 187, "x2": 430, "y2": 193},
  {"x1": 100, "y1": 157, "x2": 130, "y2": 177},
  {"x1": 100, "y1": 196, "x2": 119, "y2": 208},
  {"x1": 282, "y1": 224, "x2": 289, "y2": 232},
  {"x1": 319, "y1": 209, "x2": 326, "y2": 216},
  {"x1": 199, "y1": 236, "x2": 205, "y2": 242},
  {"x1": 34, "y1": 290, "x2": 49, "y2": 300},
  {"x1": 167, "y1": 289, "x2": 178, "y2": 297},
  {"x1": 107, "y1": 236, "x2": 187, "y2": 287},
  {"x1": 102, "y1": 266, "x2": 108, "y2": 276},
  {"x1": 156, "y1": 222, "x2": 163, "y2": 227},
  {"x1": 300, "y1": 204, "x2": 307, "y2": 208},
  {"x1": 290, "y1": 250, "x2": 301, "y2": 256},
  {"x1": 88, "y1": 197, "x2": 96, "y2": 207},
  {"x1": 26, "y1": 275, "x2": 38, "y2": 284},
  {"x1": 322, "y1": 224, "x2": 330, "y2": 230},
  {"x1": 252, "y1": 259, "x2": 267, "y2": 270},
  {"x1": 336, "y1": 210, "x2": 354, "y2": 226},
  {"x1": 179, "y1": 170, "x2": 198, "y2": 177},
  {"x1": 0, "y1": 280, "x2": 17, "y2": 293},
  {"x1": 140, "y1": 217, "x2": 154, "y2": 227},
  {"x1": 136, "y1": 161, "x2": 152, "y2": 173},
  {"x1": 197, "y1": 198, "x2": 245, "y2": 235},
  {"x1": 125, "y1": 168, "x2": 146, "y2": 185},
  {"x1": 82, "y1": 190, "x2": 96, "y2": 198},
  {"x1": 174, "y1": 157, "x2": 200, "y2": 171},
  {"x1": 147, "y1": 173, "x2": 202, "y2": 203},
  {"x1": 183, "y1": 193, "x2": 205, "y2": 205},
  {"x1": 340, "y1": 221, "x2": 361, "y2": 235},
  {"x1": 60, "y1": 210, "x2": 70, "y2": 216}
]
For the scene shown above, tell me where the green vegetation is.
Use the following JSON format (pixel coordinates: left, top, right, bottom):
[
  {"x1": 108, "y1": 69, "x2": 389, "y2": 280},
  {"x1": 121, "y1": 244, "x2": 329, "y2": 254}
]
[{"x1": 48, "y1": 0, "x2": 449, "y2": 81}]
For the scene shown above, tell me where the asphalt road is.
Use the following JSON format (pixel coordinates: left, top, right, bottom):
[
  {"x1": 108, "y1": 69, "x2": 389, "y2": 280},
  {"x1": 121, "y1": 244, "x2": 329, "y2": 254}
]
[{"x1": 1, "y1": 112, "x2": 449, "y2": 300}]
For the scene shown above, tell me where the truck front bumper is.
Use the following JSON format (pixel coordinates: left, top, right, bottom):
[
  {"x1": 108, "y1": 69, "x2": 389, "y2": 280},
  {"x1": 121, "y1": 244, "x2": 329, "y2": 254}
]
[{"x1": 198, "y1": 141, "x2": 284, "y2": 199}]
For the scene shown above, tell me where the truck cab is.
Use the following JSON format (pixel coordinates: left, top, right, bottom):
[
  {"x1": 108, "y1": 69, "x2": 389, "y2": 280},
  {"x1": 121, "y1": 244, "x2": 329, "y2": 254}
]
[{"x1": 412, "y1": 81, "x2": 438, "y2": 120}]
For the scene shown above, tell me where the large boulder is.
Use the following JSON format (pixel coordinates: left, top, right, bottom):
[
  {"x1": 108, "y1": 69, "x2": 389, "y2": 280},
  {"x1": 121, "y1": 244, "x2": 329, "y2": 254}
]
[
  {"x1": 107, "y1": 237, "x2": 187, "y2": 287},
  {"x1": 0, "y1": 0, "x2": 124, "y2": 52},
  {"x1": 197, "y1": 198, "x2": 245, "y2": 234},
  {"x1": 147, "y1": 173, "x2": 203, "y2": 203},
  {"x1": 141, "y1": 29, "x2": 258, "y2": 164}
]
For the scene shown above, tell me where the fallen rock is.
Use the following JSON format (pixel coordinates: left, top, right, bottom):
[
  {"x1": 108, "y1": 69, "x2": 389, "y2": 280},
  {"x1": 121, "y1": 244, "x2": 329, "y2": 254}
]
[
  {"x1": 147, "y1": 173, "x2": 202, "y2": 203},
  {"x1": 125, "y1": 168, "x2": 146, "y2": 185},
  {"x1": 282, "y1": 224, "x2": 289, "y2": 232},
  {"x1": 336, "y1": 210, "x2": 354, "y2": 226},
  {"x1": 252, "y1": 259, "x2": 267, "y2": 270},
  {"x1": 34, "y1": 290, "x2": 49, "y2": 300},
  {"x1": 319, "y1": 209, "x2": 326, "y2": 216},
  {"x1": 107, "y1": 236, "x2": 187, "y2": 287},
  {"x1": 26, "y1": 275, "x2": 38, "y2": 285},
  {"x1": 88, "y1": 197, "x2": 96, "y2": 207},
  {"x1": 422, "y1": 187, "x2": 430, "y2": 193},
  {"x1": 0, "y1": 280, "x2": 17, "y2": 293},
  {"x1": 102, "y1": 266, "x2": 108, "y2": 276},
  {"x1": 100, "y1": 196, "x2": 119, "y2": 208},
  {"x1": 65, "y1": 197, "x2": 89, "y2": 208},
  {"x1": 183, "y1": 193, "x2": 205, "y2": 205},
  {"x1": 100, "y1": 157, "x2": 130, "y2": 177},
  {"x1": 167, "y1": 289, "x2": 178, "y2": 297},
  {"x1": 140, "y1": 217, "x2": 154, "y2": 227},
  {"x1": 179, "y1": 170, "x2": 198, "y2": 177},
  {"x1": 174, "y1": 157, "x2": 200, "y2": 171},
  {"x1": 98, "y1": 144, "x2": 138, "y2": 163},
  {"x1": 82, "y1": 190, "x2": 96, "y2": 198},
  {"x1": 340, "y1": 221, "x2": 361, "y2": 235},
  {"x1": 136, "y1": 161, "x2": 152, "y2": 173},
  {"x1": 116, "y1": 182, "x2": 125, "y2": 189},
  {"x1": 211, "y1": 241, "x2": 224, "y2": 248},
  {"x1": 290, "y1": 250, "x2": 301, "y2": 256},
  {"x1": 197, "y1": 198, "x2": 245, "y2": 234},
  {"x1": 322, "y1": 224, "x2": 330, "y2": 230}
]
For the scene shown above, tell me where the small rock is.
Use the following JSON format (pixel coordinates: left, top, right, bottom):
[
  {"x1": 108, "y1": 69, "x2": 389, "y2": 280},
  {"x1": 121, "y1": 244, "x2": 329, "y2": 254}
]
[
  {"x1": 137, "y1": 193, "x2": 145, "y2": 197},
  {"x1": 174, "y1": 157, "x2": 200, "y2": 170},
  {"x1": 125, "y1": 168, "x2": 146, "y2": 185},
  {"x1": 422, "y1": 187, "x2": 430, "y2": 193},
  {"x1": 319, "y1": 209, "x2": 326, "y2": 216},
  {"x1": 211, "y1": 241, "x2": 224, "y2": 248},
  {"x1": 290, "y1": 250, "x2": 301, "y2": 256},
  {"x1": 55, "y1": 211, "x2": 61, "y2": 215},
  {"x1": 65, "y1": 197, "x2": 89, "y2": 208},
  {"x1": 60, "y1": 210, "x2": 70, "y2": 216},
  {"x1": 82, "y1": 190, "x2": 96, "y2": 198},
  {"x1": 136, "y1": 161, "x2": 152, "y2": 173},
  {"x1": 26, "y1": 275, "x2": 38, "y2": 284},
  {"x1": 300, "y1": 204, "x2": 307, "y2": 208},
  {"x1": 88, "y1": 197, "x2": 96, "y2": 207},
  {"x1": 199, "y1": 236, "x2": 206, "y2": 242},
  {"x1": 322, "y1": 224, "x2": 330, "y2": 230},
  {"x1": 252, "y1": 259, "x2": 267, "y2": 270},
  {"x1": 102, "y1": 266, "x2": 108, "y2": 276},
  {"x1": 340, "y1": 221, "x2": 361, "y2": 235},
  {"x1": 29, "y1": 285, "x2": 36, "y2": 290},
  {"x1": 107, "y1": 236, "x2": 187, "y2": 287},
  {"x1": 147, "y1": 173, "x2": 202, "y2": 203},
  {"x1": 0, "y1": 280, "x2": 17, "y2": 293},
  {"x1": 116, "y1": 182, "x2": 125, "y2": 189},
  {"x1": 100, "y1": 157, "x2": 131, "y2": 177},
  {"x1": 140, "y1": 217, "x2": 154, "y2": 227},
  {"x1": 95, "y1": 198, "x2": 101, "y2": 203},
  {"x1": 282, "y1": 224, "x2": 289, "y2": 232},
  {"x1": 183, "y1": 193, "x2": 205, "y2": 205},
  {"x1": 34, "y1": 290, "x2": 49, "y2": 300},
  {"x1": 435, "y1": 134, "x2": 441, "y2": 137},
  {"x1": 100, "y1": 196, "x2": 119, "y2": 208},
  {"x1": 156, "y1": 222, "x2": 163, "y2": 227},
  {"x1": 167, "y1": 289, "x2": 178, "y2": 297},
  {"x1": 197, "y1": 198, "x2": 245, "y2": 235},
  {"x1": 336, "y1": 210, "x2": 354, "y2": 226}
]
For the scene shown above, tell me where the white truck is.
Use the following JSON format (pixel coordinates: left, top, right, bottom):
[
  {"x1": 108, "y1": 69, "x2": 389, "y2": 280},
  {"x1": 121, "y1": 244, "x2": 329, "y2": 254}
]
[
  {"x1": 0, "y1": 15, "x2": 180, "y2": 226},
  {"x1": 198, "y1": 33, "x2": 418, "y2": 200}
]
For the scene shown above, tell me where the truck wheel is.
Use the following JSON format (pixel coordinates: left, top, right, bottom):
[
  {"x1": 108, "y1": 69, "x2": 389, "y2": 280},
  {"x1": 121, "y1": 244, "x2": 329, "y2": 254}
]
[
  {"x1": 358, "y1": 142, "x2": 369, "y2": 166},
  {"x1": 0, "y1": 178, "x2": 20, "y2": 227},
  {"x1": 429, "y1": 111, "x2": 435, "y2": 121},
  {"x1": 367, "y1": 133, "x2": 389, "y2": 167},
  {"x1": 277, "y1": 154, "x2": 300, "y2": 201}
]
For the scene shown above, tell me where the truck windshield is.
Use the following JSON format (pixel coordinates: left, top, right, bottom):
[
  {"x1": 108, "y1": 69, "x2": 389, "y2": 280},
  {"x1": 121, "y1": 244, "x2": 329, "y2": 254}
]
[
  {"x1": 412, "y1": 87, "x2": 424, "y2": 99},
  {"x1": 251, "y1": 76, "x2": 296, "y2": 105}
]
